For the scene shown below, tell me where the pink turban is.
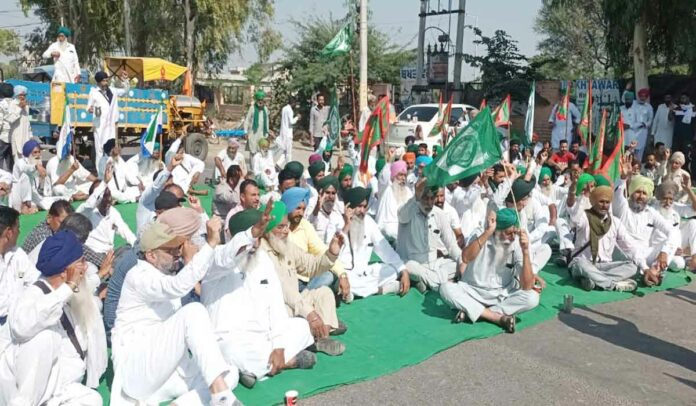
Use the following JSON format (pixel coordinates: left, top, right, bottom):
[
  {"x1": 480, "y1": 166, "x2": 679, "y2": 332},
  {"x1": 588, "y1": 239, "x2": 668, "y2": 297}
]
[
  {"x1": 390, "y1": 160, "x2": 408, "y2": 179},
  {"x1": 308, "y1": 153, "x2": 322, "y2": 165},
  {"x1": 638, "y1": 88, "x2": 650, "y2": 98}
]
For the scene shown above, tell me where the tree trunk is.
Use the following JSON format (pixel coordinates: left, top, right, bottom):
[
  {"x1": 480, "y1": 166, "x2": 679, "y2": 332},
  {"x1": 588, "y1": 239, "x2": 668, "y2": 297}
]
[
  {"x1": 123, "y1": 0, "x2": 132, "y2": 55},
  {"x1": 183, "y1": 0, "x2": 197, "y2": 74},
  {"x1": 632, "y1": 18, "x2": 649, "y2": 91}
]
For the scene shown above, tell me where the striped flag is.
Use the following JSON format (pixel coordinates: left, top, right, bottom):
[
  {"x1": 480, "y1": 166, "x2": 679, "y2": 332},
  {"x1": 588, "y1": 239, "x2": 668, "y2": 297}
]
[
  {"x1": 578, "y1": 80, "x2": 592, "y2": 147},
  {"x1": 492, "y1": 94, "x2": 511, "y2": 127},
  {"x1": 141, "y1": 106, "x2": 163, "y2": 157},
  {"x1": 430, "y1": 94, "x2": 453, "y2": 136},
  {"x1": 57, "y1": 98, "x2": 73, "y2": 160},
  {"x1": 358, "y1": 96, "x2": 390, "y2": 173},
  {"x1": 556, "y1": 81, "x2": 571, "y2": 121}
]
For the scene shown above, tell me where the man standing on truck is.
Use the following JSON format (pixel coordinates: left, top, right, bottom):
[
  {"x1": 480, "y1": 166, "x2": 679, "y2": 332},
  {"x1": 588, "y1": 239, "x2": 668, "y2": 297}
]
[
  {"x1": 42, "y1": 27, "x2": 81, "y2": 84},
  {"x1": 244, "y1": 90, "x2": 272, "y2": 160},
  {"x1": 87, "y1": 71, "x2": 129, "y2": 159}
]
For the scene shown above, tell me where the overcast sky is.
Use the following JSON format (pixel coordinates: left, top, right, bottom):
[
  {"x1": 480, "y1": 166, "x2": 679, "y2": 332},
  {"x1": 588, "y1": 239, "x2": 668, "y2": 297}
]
[{"x1": 1, "y1": 0, "x2": 542, "y2": 80}]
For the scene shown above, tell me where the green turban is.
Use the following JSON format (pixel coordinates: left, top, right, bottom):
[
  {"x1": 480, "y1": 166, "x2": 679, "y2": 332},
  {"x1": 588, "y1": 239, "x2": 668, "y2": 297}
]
[
  {"x1": 594, "y1": 174, "x2": 611, "y2": 187},
  {"x1": 575, "y1": 173, "x2": 596, "y2": 196},
  {"x1": 258, "y1": 138, "x2": 270, "y2": 148},
  {"x1": 228, "y1": 209, "x2": 261, "y2": 237},
  {"x1": 261, "y1": 200, "x2": 287, "y2": 233},
  {"x1": 376, "y1": 158, "x2": 386, "y2": 176},
  {"x1": 538, "y1": 167, "x2": 552, "y2": 184},
  {"x1": 433, "y1": 145, "x2": 443, "y2": 157},
  {"x1": 308, "y1": 161, "x2": 325, "y2": 180},
  {"x1": 344, "y1": 187, "x2": 371, "y2": 208},
  {"x1": 623, "y1": 91, "x2": 635, "y2": 102},
  {"x1": 496, "y1": 208, "x2": 519, "y2": 230},
  {"x1": 628, "y1": 175, "x2": 655, "y2": 199},
  {"x1": 506, "y1": 178, "x2": 535, "y2": 203},
  {"x1": 284, "y1": 161, "x2": 304, "y2": 180},
  {"x1": 339, "y1": 164, "x2": 354, "y2": 181},
  {"x1": 254, "y1": 90, "x2": 266, "y2": 101},
  {"x1": 154, "y1": 142, "x2": 161, "y2": 152},
  {"x1": 316, "y1": 175, "x2": 339, "y2": 192},
  {"x1": 57, "y1": 26, "x2": 72, "y2": 37},
  {"x1": 406, "y1": 144, "x2": 418, "y2": 154}
]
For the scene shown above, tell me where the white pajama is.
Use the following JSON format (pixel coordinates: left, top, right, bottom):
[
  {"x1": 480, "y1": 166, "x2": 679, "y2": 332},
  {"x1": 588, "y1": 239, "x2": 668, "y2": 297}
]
[
  {"x1": 440, "y1": 282, "x2": 539, "y2": 322},
  {"x1": 346, "y1": 263, "x2": 399, "y2": 297}
]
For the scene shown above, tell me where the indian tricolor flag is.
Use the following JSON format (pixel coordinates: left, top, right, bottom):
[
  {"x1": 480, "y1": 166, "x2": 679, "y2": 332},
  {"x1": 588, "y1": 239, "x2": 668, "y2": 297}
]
[
  {"x1": 141, "y1": 106, "x2": 163, "y2": 157},
  {"x1": 57, "y1": 98, "x2": 73, "y2": 160}
]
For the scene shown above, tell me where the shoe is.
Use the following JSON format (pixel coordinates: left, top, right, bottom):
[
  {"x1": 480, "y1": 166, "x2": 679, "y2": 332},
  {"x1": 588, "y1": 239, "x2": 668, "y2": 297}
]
[
  {"x1": 580, "y1": 277, "x2": 595, "y2": 291},
  {"x1": 329, "y1": 320, "x2": 348, "y2": 336},
  {"x1": 500, "y1": 315, "x2": 516, "y2": 333},
  {"x1": 314, "y1": 337, "x2": 345, "y2": 356},
  {"x1": 452, "y1": 310, "x2": 466, "y2": 324},
  {"x1": 238, "y1": 372, "x2": 257, "y2": 389},
  {"x1": 415, "y1": 280, "x2": 427, "y2": 294},
  {"x1": 380, "y1": 279, "x2": 401, "y2": 295},
  {"x1": 343, "y1": 292, "x2": 355, "y2": 303},
  {"x1": 294, "y1": 350, "x2": 317, "y2": 369},
  {"x1": 556, "y1": 249, "x2": 571, "y2": 267},
  {"x1": 614, "y1": 279, "x2": 637, "y2": 292}
]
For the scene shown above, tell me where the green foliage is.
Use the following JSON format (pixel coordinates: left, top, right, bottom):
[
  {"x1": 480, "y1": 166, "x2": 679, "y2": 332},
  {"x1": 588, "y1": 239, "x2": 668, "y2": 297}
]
[
  {"x1": 0, "y1": 29, "x2": 21, "y2": 57},
  {"x1": 534, "y1": 0, "x2": 611, "y2": 79},
  {"x1": 245, "y1": 63, "x2": 266, "y2": 86},
  {"x1": 464, "y1": 28, "x2": 534, "y2": 101}
]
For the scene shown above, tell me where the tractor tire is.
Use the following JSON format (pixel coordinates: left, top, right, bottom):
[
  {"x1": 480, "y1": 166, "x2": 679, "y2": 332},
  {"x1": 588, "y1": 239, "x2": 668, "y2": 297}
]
[{"x1": 184, "y1": 133, "x2": 208, "y2": 161}]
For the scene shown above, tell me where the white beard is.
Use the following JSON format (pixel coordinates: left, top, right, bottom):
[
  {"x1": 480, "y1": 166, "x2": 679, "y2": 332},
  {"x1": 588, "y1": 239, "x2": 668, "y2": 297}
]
[
  {"x1": 349, "y1": 216, "x2": 366, "y2": 252},
  {"x1": 391, "y1": 182, "x2": 410, "y2": 206},
  {"x1": 68, "y1": 278, "x2": 99, "y2": 335},
  {"x1": 237, "y1": 248, "x2": 262, "y2": 273},
  {"x1": 541, "y1": 184, "x2": 553, "y2": 198},
  {"x1": 658, "y1": 206, "x2": 672, "y2": 219},
  {"x1": 266, "y1": 233, "x2": 289, "y2": 259}
]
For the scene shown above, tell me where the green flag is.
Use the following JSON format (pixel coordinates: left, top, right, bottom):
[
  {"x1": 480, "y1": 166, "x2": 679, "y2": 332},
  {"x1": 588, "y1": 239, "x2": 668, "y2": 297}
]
[
  {"x1": 320, "y1": 22, "x2": 353, "y2": 57},
  {"x1": 323, "y1": 88, "x2": 341, "y2": 151},
  {"x1": 425, "y1": 107, "x2": 503, "y2": 186}
]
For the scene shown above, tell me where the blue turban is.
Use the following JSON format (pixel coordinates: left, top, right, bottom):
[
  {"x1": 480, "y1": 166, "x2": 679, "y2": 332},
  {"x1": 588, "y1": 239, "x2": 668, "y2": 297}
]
[
  {"x1": 281, "y1": 187, "x2": 310, "y2": 213},
  {"x1": 22, "y1": 139, "x2": 40, "y2": 158},
  {"x1": 37, "y1": 230, "x2": 83, "y2": 277},
  {"x1": 154, "y1": 142, "x2": 161, "y2": 152},
  {"x1": 415, "y1": 155, "x2": 433, "y2": 167},
  {"x1": 57, "y1": 26, "x2": 72, "y2": 37}
]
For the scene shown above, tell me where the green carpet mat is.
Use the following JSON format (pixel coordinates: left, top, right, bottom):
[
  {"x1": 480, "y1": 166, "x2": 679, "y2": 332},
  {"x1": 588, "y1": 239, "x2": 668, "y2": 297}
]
[{"x1": 15, "y1": 191, "x2": 693, "y2": 405}]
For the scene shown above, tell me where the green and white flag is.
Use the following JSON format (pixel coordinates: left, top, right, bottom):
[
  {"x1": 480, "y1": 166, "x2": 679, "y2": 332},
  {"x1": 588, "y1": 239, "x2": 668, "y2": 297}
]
[
  {"x1": 323, "y1": 88, "x2": 341, "y2": 151},
  {"x1": 524, "y1": 81, "x2": 535, "y2": 145},
  {"x1": 320, "y1": 21, "x2": 353, "y2": 57},
  {"x1": 425, "y1": 107, "x2": 503, "y2": 186},
  {"x1": 140, "y1": 105, "x2": 162, "y2": 157}
]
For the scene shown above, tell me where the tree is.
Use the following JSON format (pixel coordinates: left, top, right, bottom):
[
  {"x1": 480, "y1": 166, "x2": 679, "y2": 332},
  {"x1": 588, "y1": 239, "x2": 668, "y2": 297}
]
[
  {"x1": 534, "y1": 0, "x2": 610, "y2": 79},
  {"x1": 0, "y1": 29, "x2": 21, "y2": 57},
  {"x1": 464, "y1": 28, "x2": 533, "y2": 101}
]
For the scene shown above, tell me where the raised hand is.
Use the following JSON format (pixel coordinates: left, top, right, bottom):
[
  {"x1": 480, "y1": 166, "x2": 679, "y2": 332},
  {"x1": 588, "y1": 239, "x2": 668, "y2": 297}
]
[
  {"x1": 205, "y1": 216, "x2": 223, "y2": 247},
  {"x1": 251, "y1": 198, "x2": 273, "y2": 238},
  {"x1": 329, "y1": 231, "x2": 345, "y2": 255}
]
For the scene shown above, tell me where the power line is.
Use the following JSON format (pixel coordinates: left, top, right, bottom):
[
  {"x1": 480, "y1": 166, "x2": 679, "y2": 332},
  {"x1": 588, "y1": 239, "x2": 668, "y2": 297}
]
[{"x1": 0, "y1": 22, "x2": 43, "y2": 29}]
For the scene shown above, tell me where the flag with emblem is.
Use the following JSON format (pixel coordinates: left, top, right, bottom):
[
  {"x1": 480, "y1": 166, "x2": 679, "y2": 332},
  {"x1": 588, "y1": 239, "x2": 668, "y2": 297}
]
[
  {"x1": 140, "y1": 105, "x2": 163, "y2": 157},
  {"x1": 492, "y1": 94, "x2": 511, "y2": 127},
  {"x1": 358, "y1": 95, "x2": 390, "y2": 173},
  {"x1": 57, "y1": 97, "x2": 73, "y2": 160},
  {"x1": 425, "y1": 107, "x2": 503, "y2": 186},
  {"x1": 320, "y1": 21, "x2": 354, "y2": 58}
]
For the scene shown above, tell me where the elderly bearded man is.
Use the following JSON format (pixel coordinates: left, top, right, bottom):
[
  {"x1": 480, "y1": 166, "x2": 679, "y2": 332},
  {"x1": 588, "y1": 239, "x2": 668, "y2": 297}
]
[
  {"x1": 259, "y1": 201, "x2": 347, "y2": 356},
  {"x1": 440, "y1": 208, "x2": 540, "y2": 333},
  {"x1": 375, "y1": 160, "x2": 413, "y2": 240},
  {"x1": 110, "y1": 218, "x2": 241, "y2": 406},
  {"x1": 568, "y1": 186, "x2": 659, "y2": 291},
  {"x1": 340, "y1": 187, "x2": 411, "y2": 297},
  {"x1": 214, "y1": 138, "x2": 247, "y2": 182},
  {"x1": 201, "y1": 205, "x2": 316, "y2": 389},
  {"x1": 0, "y1": 230, "x2": 106, "y2": 405}
]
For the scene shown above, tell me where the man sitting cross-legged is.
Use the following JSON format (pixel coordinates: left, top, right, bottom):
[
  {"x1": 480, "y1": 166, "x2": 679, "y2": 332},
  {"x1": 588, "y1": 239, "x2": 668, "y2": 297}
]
[
  {"x1": 202, "y1": 205, "x2": 316, "y2": 389},
  {"x1": 439, "y1": 208, "x2": 540, "y2": 334}
]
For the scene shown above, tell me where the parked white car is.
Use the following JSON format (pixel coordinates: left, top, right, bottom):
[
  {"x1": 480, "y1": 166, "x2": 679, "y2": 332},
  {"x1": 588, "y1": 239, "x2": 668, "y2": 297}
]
[{"x1": 386, "y1": 103, "x2": 478, "y2": 150}]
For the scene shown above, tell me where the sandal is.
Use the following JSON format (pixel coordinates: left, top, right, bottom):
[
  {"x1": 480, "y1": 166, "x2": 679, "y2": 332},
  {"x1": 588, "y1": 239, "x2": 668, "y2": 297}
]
[
  {"x1": 452, "y1": 310, "x2": 466, "y2": 324},
  {"x1": 500, "y1": 315, "x2": 516, "y2": 334}
]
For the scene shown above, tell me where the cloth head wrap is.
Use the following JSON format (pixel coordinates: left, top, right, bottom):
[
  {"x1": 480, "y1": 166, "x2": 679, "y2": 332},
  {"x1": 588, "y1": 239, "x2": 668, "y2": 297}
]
[
  {"x1": 433, "y1": 145, "x2": 443, "y2": 156},
  {"x1": 94, "y1": 71, "x2": 108, "y2": 83},
  {"x1": 254, "y1": 90, "x2": 266, "y2": 101},
  {"x1": 344, "y1": 187, "x2": 370, "y2": 208},
  {"x1": 154, "y1": 142, "x2": 161, "y2": 152},
  {"x1": 415, "y1": 155, "x2": 432, "y2": 167},
  {"x1": 495, "y1": 208, "x2": 519, "y2": 231},
  {"x1": 154, "y1": 190, "x2": 183, "y2": 211},
  {"x1": 656, "y1": 180, "x2": 679, "y2": 201},
  {"x1": 229, "y1": 208, "x2": 262, "y2": 237},
  {"x1": 575, "y1": 173, "x2": 596, "y2": 196},
  {"x1": 308, "y1": 153, "x2": 322, "y2": 165},
  {"x1": 316, "y1": 175, "x2": 338, "y2": 192},
  {"x1": 157, "y1": 207, "x2": 201, "y2": 237},
  {"x1": 0, "y1": 83, "x2": 13, "y2": 98},
  {"x1": 22, "y1": 139, "x2": 40, "y2": 158},
  {"x1": 623, "y1": 91, "x2": 635, "y2": 101},
  {"x1": 628, "y1": 175, "x2": 655, "y2": 199},
  {"x1": 103, "y1": 139, "x2": 116, "y2": 156},
  {"x1": 261, "y1": 201, "x2": 287, "y2": 233},
  {"x1": 405, "y1": 135, "x2": 416, "y2": 146},
  {"x1": 339, "y1": 164, "x2": 354, "y2": 181},
  {"x1": 281, "y1": 187, "x2": 310, "y2": 212},
  {"x1": 406, "y1": 144, "x2": 418, "y2": 154},
  {"x1": 403, "y1": 152, "x2": 416, "y2": 164},
  {"x1": 36, "y1": 230, "x2": 83, "y2": 277},
  {"x1": 638, "y1": 88, "x2": 650, "y2": 98},
  {"x1": 390, "y1": 161, "x2": 407, "y2": 179},
  {"x1": 590, "y1": 185, "x2": 613, "y2": 206},
  {"x1": 140, "y1": 222, "x2": 183, "y2": 251},
  {"x1": 228, "y1": 138, "x2": 240, "y2": 148},
  {"x1": 506, "y1": 178, "x2": 535, "y2": 202},
  {"x1": 284, "y1": 161, "x2": 304, "y2": 180},
  {"x1": 13, "y1": 85, "x2": 27, "y2": 96},
  {"x1": 594, "y1": 174, "x2": 611, "y2": 187},
  {"x1": 670, "y1": 151, "x2": 686, "y2": 165},
  {"x1": 538, "y1": 167, "x2": 553, "y2": 184},
  {"x1": 376, "y1": 158, "x2": 386, "y2": 176},
  {"x1": 308, "y1": 161, "x2": 325, "y2": 180},
  {"x1": 57, "y1": 26, "x2": 72, "y2": 37}
]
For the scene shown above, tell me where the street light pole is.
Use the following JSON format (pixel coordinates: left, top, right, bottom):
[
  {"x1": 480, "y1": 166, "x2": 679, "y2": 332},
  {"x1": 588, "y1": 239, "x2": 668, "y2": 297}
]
[
  {"x1": 359, "y1": 0, "x2": 368, "y2": 111},
  {"x1": 415, "y1": 0, "x2": 427, "y2": 88},
  {"x1": 453, "y1": 0, "x2": 466, "y2": 103}
]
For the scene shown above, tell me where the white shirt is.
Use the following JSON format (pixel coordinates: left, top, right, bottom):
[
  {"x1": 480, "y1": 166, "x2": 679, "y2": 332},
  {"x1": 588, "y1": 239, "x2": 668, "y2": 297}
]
[
  {"x1": 462, "y1": 230, "x2": 523, "y2": 291},
  {"x1": 441, "y1": 201, "x2": 461, "y2": 232},
  {"x1": 126, "y1": 153, "x2": 163, "y2": 187},
  {"x1": 0, "y1": 247, "x2": 40, "y2": 352},
  {"x1": 339, "y1": 215, "x2": 405, "y2": 272},
  {"x1": 308, "y1": 206, "x2": 345, "y2": 245},
  {"x1": 252, "y1": 150, "x2": 277, "y2": 189},
  {"x1": 279, "y1": 104, "x2": 299, "y2": 145},
  {"x1": 651, "y1": 103, "x2": 674, "y2": 147},
  {"x1": 165, "y1": 138, "x2": 205, "y2": 192},
  {"x1": 77, "y1": 182, "x2": 137, "y2": 253},
  {"x1": 135, "y1": 168, "x2": 170, "y2": 234},
  {"x1": 46, "y1": 155, "x2": 91, "y2": 193},
  {"x1": 214, "y1": 149, "x2": 246, "y2": 180},
  {"x1": 42, "y1": 41, "x2": 80, "y2": 83},
  {"x1": 375, "y1": 183, "x2": 413, "y2": 239}
]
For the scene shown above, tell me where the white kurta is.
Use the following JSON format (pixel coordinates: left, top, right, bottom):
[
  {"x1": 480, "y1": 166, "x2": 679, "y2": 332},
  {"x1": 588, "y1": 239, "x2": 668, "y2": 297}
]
[
  {"x1": 622, "y1": 102, "x2": 653, "y2": 160},
  {"x1": 308, "y1": 206, "x2": 345, "y2": 245},
  {"x1": 165, "y1": 138, "x2": 205, "y2": 192},
  {"x1": 99, "y1": 156, "x2": 141, "y2": 203},
  {"x1": 651, "y1": 103, "x2": 674, "y2": 148},
  {"x1": 201, "y1": 233, "x2": 313, "y2": 378},
  {"x1": 548, "y1": 102, "x2": 581, "y2": 149},
  {"x1": 279, "y1": 104, "x2": 299, "y2": 165},
  {"x1": 77, "y1": 182, "x2": 137, "y2": 254},
  {"x1": 42, "y1": 41, "x2": 81, "y2": 83},
  {"x1": 375, "y1": 183, "x2": 413, "y2": 239},
  {"x1": 87, "y1": 86, "x2": 126, "y2": 158},
  {"x1": 46, "y1": 155, "x2": 93, "y2": 198},
  {"x1": 0, "y1": 247, "x2": 40, "y2": 354},
  {"x1": 8, "y1": 100, "x2": 32, "y2": 161},
  {"x1": 126, "y1": 153, "x2": 163, "y2": 188},
  {"x1": 339, "y1": 215, "x2": 406, "y2": 297},
  {"x1": 252, "y1": 150, "x2": 278, "y2": 190},
  {"x1": 135, "y1": 168, "x2": 170, "y2": 235},
  {"x1": 213, "y1": 149, "x2": 246, "y2": 180},
  {"x1": 243, "y1": 104, "x2": 270, "y2": 155},
  {"x1": 9, "y1": 157, "x2": 61, "y2": 211}
]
